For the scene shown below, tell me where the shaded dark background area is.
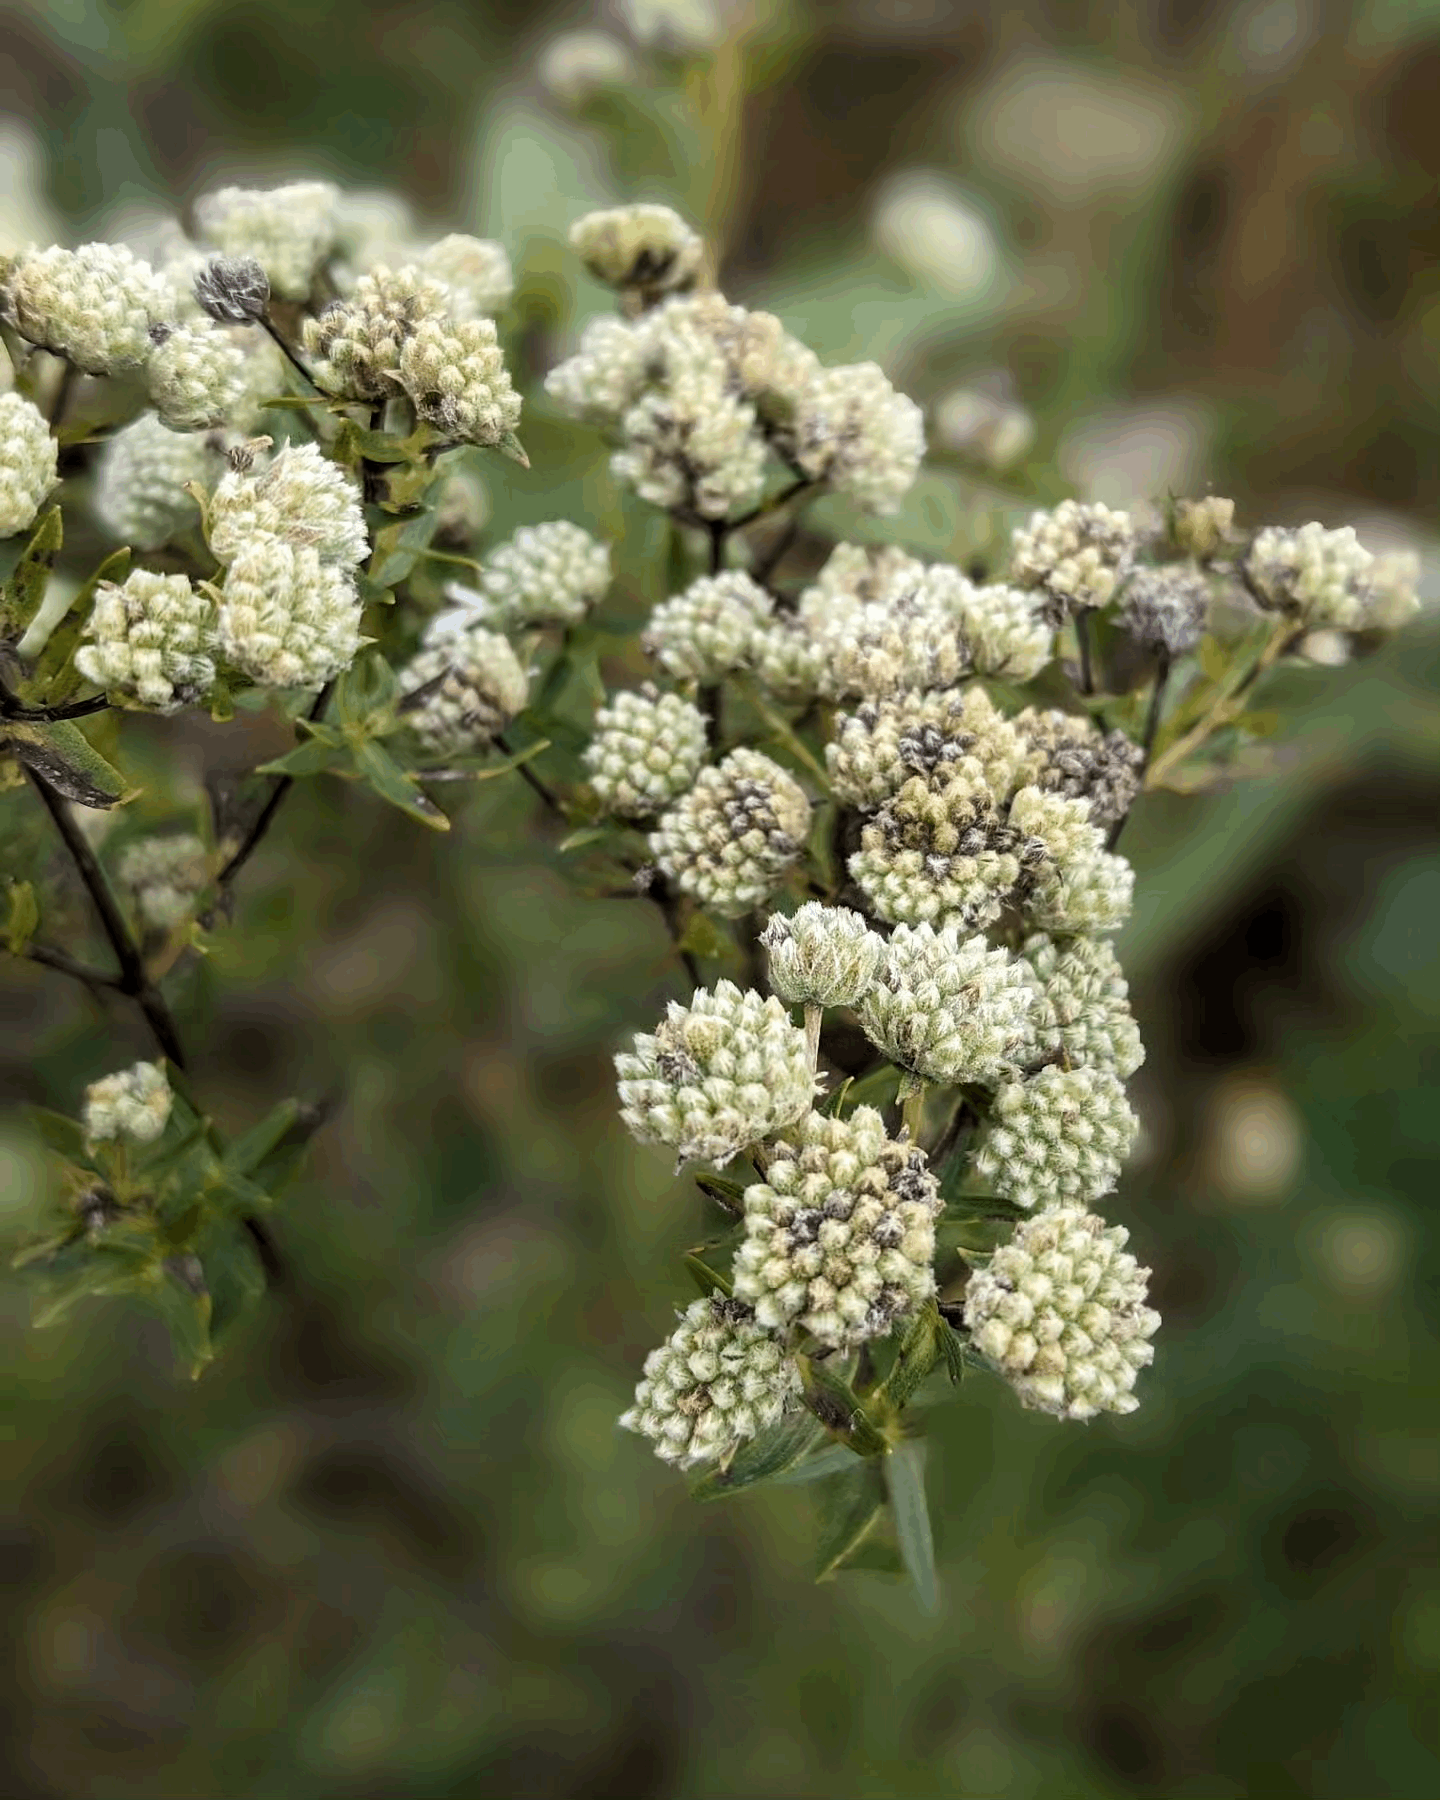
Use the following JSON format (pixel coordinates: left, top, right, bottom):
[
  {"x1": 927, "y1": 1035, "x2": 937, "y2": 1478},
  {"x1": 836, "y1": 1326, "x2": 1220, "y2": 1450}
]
[{"x1": 2, "y1": 2, "x2": 1436, "y2": 1796}]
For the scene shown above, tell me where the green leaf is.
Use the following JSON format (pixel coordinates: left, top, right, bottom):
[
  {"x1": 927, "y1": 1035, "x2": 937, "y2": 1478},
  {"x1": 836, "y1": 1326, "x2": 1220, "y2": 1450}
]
[
  {"x1": 151, "y1": 1263, "x2": 214, "y2": 1379},
  {"x1": 417, "y1": 738, "x2": 554, "y2": 785},
  {"x1": 367, "y1": 503, "x2": 439, "y2": 590},
  {"x1": 766, "y1": 1442, "x2": 863, "y2": 1487},
  {"x1": 837, "y1": 1534, "x2": 906, "y2": 1576},
  {"x1": 253, "y1": 736, "x2": 351, "y2": 779},
  {"x1": 681, "y1": 1251, "x2": 733, "y2": 1299},
  {"x1": 878, "y1": 1302, "x2": 943, "y2": 1410},
  {"x1": 676, "y1": 910, "x2": 735, "y2": 964},
  {"x1": 831, "y1": 1061, "x2": 901, "y2": 1117},
  {"x1": 3, "y1": 719, "x2": 129, "y2": 808},
  {"x1": 0, "y1": 505, "x2": 62, "y2": 642},
  {"x1": 4, "y1": 879, "x2": 40, "y2": 954},
  {"x1": 222, "y1": 1099, "x2": 303, "y2": 1180},
  {"x1": 884, "y1": 1439, "x2": 939, "y2": 1613},
  {"x1": 694, "y1": 1171, "x2": 748, "y2": 1214},
  {"x1": 814, "y1": 1461, "x2": 887, "y2": 1580},
  {"x1": 353, "y1": 739, "x2": 450, "y2": 830},
  {"x1": 939, "y1": 1319, "x2": 967, "y2": 1385},
  {"x1": 689, "y1": 1412, "x2": 826, "y2": 1501},
  {"x1": 334, "y1": 649, "x2": 400, "y2": 734},
  {"x1": 495, "y1": 429, "x2": 530, "y2": 468},
  {"x1": 801, "y1": 1358, "x2": 889, "y2": 1457},
  {"x1": 557, "y1": 824, "x2": 614, "y2": 856},
  {"x1": 26, "y1": 1106, "x2": 88, "y2": 1162},
  {"x1": 196, "y1": 1218, "x2": 267, "y2": 1347}
]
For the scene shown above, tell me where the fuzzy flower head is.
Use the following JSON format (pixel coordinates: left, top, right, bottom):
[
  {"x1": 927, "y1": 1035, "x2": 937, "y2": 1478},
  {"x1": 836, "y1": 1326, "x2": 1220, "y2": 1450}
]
[
  {"x1": 538, "y1": 30, "x2": 637, "y2": 107},
  {"x1": 569, "y1": 204, "x2": 703, "y2": 302},
  {"x1": 643, "y1": 571, "x2": 772, "y2": 684},
  {"x1": 209, "y1": 442, "x2": 368, "y2": 568},
  {"x1": 789, "y1": 361, "x2": 925, "y2": 514},
  {"x1": 451, "y1": 521, "x2": 610, "y2": 630},
  {"x1": 83, "y1": 1061, "x2": 172, "y2": 1147},
  {"x1": 192, "y1": 254, "x2": 270, "y2": 324},
  {"x1": 615, "y1": 980, "x2": 819, "y2": 1167},
  {"x1": 193, "y1": 181, "x2": 340, "y2": 300},
  {"x1": 145, "y1": 321, "x2": 246, "y2": 430},
  {"x1": 398, "y1": 621, "x2": 528, "y2": 755},
  {"x1": 1246, "y1": 523, "x2": 1377, "y2": 631},
  {"x1": 857, "y1": 923, "x2": 1035, "y2": 1086},
  {"x1": 216, "y1": 540, "x2": 364, "y2": 689},
  {"x1": 1366, "y1": 551, "x2": 1422, "y2": 632},
  {"x1": 826, "y1": 685, "x2": 1031, "y2": 813},
  {"x1": 2, "y1": 242, "x2": 174, "y2": 373},
  {"x1": 821, "y1": 580, "x2": 970, "y2": 701},
  {"x1": 619, "y1": 1295, "x2": 800, "y2": 1469},
  {"x1": 933, "y1": 385, "x2": 1035, "y2": 472},
  {"x1": 1023, "y1": 847, "x2": 1135, "y2": 935},
  {"x1": 116, "y1": 834, "x2": 209, "y2": 931},
  {"x1": 1014, "y1": 708, "x2": 1144, "y2": 829},
  {"x1": 964, "y1": 1206, "x2": 1159, "y2": 1420},
  {"x1": 1010, "y1": 499, "x2": 1136, "y2": 617},
  {"x1": 975, "y1": 1065, "x2": 1138, "y2": 1210},
  {"x1": 397, "y1": 314, "x2": 523, "y2": 448},
  {"x1": 1120, "y1": 564, "x2": 1211, "y2": 658},
  {"x1": 953, "y1": 581, "x2": 1055, "y2": 679},
  {"x1": 761, "y1": 903, "x2": 883, "y2": 1011},
  {"x1": 1019, "y1": 934, "x2": 1144, "y2": 1079},
  {"x1": 1172, "y1": 495, "x2": 1234, "y2": 563},
  {"x1": 91, "y1": 413, "x2": 218, "y2": 551},
  {"x1": 418, "y1": 234, "x2": 514, "y2": 320},
  {"x1": 584, "y1": 685, "x2": 708, "y2": 819},
  {"x1": 732, "y1": 1106, "x2": 941, "y2": 1348},
  {"x1": 649, "y1": 747, "x2": 811, "y2": 916},
  {"x1": 301, "y1": 264, "x2": 447, "y2": 401},
  {"x1": 0, "y1": 391, "x2": 57, "y2": 537},
  {"x1": 76, "y1": 571, "x2": 217, "y2": 712}
]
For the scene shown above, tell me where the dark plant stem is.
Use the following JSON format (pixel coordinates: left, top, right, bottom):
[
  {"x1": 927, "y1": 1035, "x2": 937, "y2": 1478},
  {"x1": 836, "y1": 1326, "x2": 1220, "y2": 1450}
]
[
  {"x1": 1108, "y1": 655, "x2": 1171, "y2": 852},
  {"x1": 26, "y1": 768, "x2": 187, "y2": 1067},
  {"x1": 707, "y1": 519, "x2": 726, "y2": 576},
  {"x1": 217, "y1": 682, "x2": 335, "y2": 890},
  {"x1": 48, "y1": 360, "x2": 75, "y2": 429},
  {"x1": 260, "y1": 315, "x2": 319, "y2": 391},
  {"x1": 752, "y1": 509, "x2": 802, "y2": 589},
  {"x1": 1075, "y1": 610, "x2": 1095, "y2": 695},
  {"x1": 23, "y1": 942, "x2": 125, "y2": 994},
  {"x1": 0, "y1": 688, "x2": 111, "y2": 723}
]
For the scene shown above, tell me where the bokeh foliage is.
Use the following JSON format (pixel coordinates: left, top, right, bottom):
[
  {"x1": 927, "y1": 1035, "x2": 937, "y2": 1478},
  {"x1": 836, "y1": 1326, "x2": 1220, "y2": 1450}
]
[{"x1": 2, "y1": 2, "x2": 1437, "y2": 1795}]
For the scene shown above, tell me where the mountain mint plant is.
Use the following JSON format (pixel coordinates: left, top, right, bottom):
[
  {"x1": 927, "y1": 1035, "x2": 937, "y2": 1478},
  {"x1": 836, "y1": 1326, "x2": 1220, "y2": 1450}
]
[{"x1": 1, "y1": 167, "x2": 1422, "y2": 1601}]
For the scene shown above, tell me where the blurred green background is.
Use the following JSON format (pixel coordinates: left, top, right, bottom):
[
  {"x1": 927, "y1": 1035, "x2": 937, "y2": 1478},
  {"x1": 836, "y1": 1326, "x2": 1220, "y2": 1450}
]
[{"x1": 2, "y1": 2, "x2": 1437, "y2": 1796}]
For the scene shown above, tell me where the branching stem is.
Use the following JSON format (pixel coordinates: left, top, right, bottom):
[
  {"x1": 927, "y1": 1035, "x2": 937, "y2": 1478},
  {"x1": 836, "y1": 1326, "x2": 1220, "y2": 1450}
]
[{"x1": 217, "y1": 682, "x2": 335, "y2": 891}]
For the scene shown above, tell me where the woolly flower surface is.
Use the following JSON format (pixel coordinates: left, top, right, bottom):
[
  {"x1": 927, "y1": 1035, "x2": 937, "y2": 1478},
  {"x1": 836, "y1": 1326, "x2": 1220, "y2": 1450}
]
[
  {"x1": 733, "y1": 1106, "x2": 941, "y2": 1347},
  {"x1": 643, "y1": 571, "x2": 772, "y2": 683},
  {"x1": 452, "y1": 521, "x2": 610, "y2": 630},
  {"x1": 1120, "y1": 564, "x2": 1210, "y2": 658},
  {"x1": 620, "y1": 1296, "x2": 800, "y2": 1470},
  {"x1": 217, "y1": 540, "x2": 364, "y2": 689},
  {"x1": 650, "y1": 747, "x2": 811, "y2": 916},
  {"x1": 92, "y1": 414, "x2": 217, "y2": 550},
  {"x1": 1013, "y1": 708, "x2": 1144, "y2": 829},
  {"x1": 1019, "y1": 934, "x2": 1144, "y2": 1078},
  {"x1": 857, "y1": 923, "x2": 1035, "y2": 1085},
  {"x1": 615, "y1": 980, "x2": 818, "y2": 1167},
  {"x1": 76, "y1": 571, "x2": 217, "y2": 712},
  {"x1": 1023, "y1": 849, "x2": 1135, "y2": 935},
  {"x1": 821, "y1": 582, "x2": 970, "y2": 701},
  {"x1": 569, "y1": 204, "x2": 702, "y2": 298},
  {"x1": 146, "y1": 322, "x2": 245, "y2": 430},
  {"x1": 1246, "y1": 523, "x2": 1377, "y2": 630},
  {"x1": 537, "y1": 30, "x2": 637, "y2": 107},
  {"x1": 302, "y1": 264, "x2": 447, "y2": 401},
  {"x1": 953, "y1": 581, "x2": 1055, "y2": 679},
  {"x1": 1173, "y1": 496, "x2": 1234, "y2": 563},
  {"x1": 397, "y1": 315, "x2": 523, "y2": 447},
  {"x1": 964, "y1": 1206, "x2": 1159, "y2": 1420},
  {"x1": 83, "y1": 1061, "x2": 172, "y2": 1146},
  {"x1": 761, "y1": 903, "x2": 882, "y2": 1011},
  {"x1": 2, "y1": 242, "x2": 174, "y2": 373},
  {"x1": 975, "y1": 1065, "x2": 1138, "y2": 1210},
  {"x1": 827, "y1": 685, "x2": 1030, "y2": 812},
  {"x1": 116, "y1": 834, "x2": 209, "y2": 931},
  {"x1": 584, "y1": 685, "x2": 708, "y2": 818},
  {"x1": 1010, "y1": 499, "x2": 1136, "y2": 616},
  {"x1": 418, "y1": 234, "x2": 513, "y2": 320},
  {"x1": 1366, "y1": 551, "x2": 1421, "y2": 631},
  {"x1": 398, "y1": 622, "x2": 528, "y2": 755},
  {"x1": 0, "y1": 391, "x2": 57, "y2": 537},
  {"x1": 790, "y1": 361, "x2": 925, "y2": 514},
  {"x1": 193, "y1": 181, "x2": 339, "y2": 300},
  {"x1": 209, "y1": 443, "x2": 368, "y2": 569},
  {"x1": 192, "y1": 254, "x2": 270, "y2": 325}
]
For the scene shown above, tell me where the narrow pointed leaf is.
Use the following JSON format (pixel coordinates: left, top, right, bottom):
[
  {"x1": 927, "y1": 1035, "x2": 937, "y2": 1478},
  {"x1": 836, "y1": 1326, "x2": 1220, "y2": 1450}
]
[
  {"x1": 222, "y1": 1099, "x2": 303, "y2": 1179},
  {"x1": 878, "y1": 1301, "x2": 943, "y2": 1410},
  {"x1": 801, "y1": 1358, "x2": 889, "y2": 1456},
  {"x1": 4, "y1": 720, "x2": 128, "y2": 808},
  {"x1": 254, "y1": 736, "x2": 352, "y2": 779},
  {"x1": 4, "y1": 879, "x2": 40, "y2": 954},
  {"x1": 353, "y1": 739, "x2": 450, "y2": 829},
  {"x1": 681, "y1": 1251, "x2": 733, "y2": 1299},
  {"x1": 767, "y1": 1442, "x2": 862, "y2": 1487},
  {"x1": 884, "y1": 1440, "x2": 939, "y2": 1612},
  {"x1": 689, "y1": 1412, "x2": 826, "y2": 1501},
  {"x1": 1, "y1": 505, "x2": 63, "y2": 641},
  {"x1": 814, "y1": 1462, "x2": 887, "y2": 1580},
  {"x1": 939, "y1": 1319, "x2": 967, "y2": 1385}
]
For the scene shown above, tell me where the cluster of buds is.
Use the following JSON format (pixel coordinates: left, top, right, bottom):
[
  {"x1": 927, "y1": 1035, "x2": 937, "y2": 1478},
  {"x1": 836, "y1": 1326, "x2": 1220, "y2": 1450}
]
[{"x1": 82, "y1": 1061, "x2": 173, "y2": 1148}]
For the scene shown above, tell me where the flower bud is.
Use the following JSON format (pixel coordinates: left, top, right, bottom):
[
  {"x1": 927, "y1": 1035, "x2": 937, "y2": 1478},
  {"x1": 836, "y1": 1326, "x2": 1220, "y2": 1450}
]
[
  {"x1": 92, "y1": 413, "x2": 220, "y2": 550},
  {"x1": 2, "y1": 243, "x2": 174, "y2": 373},
  {"x1": 643, "y1": 571, "x2": 772, "y2": 683},
  {"x1": 974, "y1": 1065, "x2": 1138, "y2": 1210},
  {"x1": 76, "y1": 571, "x2": 217, "y2": 712},
  {"x1": 857, "y1": 923, "x2": 1035, "y2": 1085},
  {"x1": 397, "y1": 622, "x2": 528, "y2": 755},
  {"x1": 146, "y1": 321, "x2": 246, "y2": 430},
  {"x1": 649, "y1": 747, "x2": 811, "y2": 916},
  {"x1": 0, "y1": 391, "x2": 57, "y2": 538},
  {"x1": 1172, "y1": 495, "x2": 1234, "y2": 563},
  {"x1": 584, "y1": 685, "x2": 708, "y2": 818},
  {"x1": 761, "y1": 903, "x2": 882, "y2": 1011},
  {"x1": 1010, "y1": 499, "x2": 1136, "y2": 617},
  {"x1": 217, "y1": 539, "x2": 364, "y2": 689},
  {"x1": 397, "y1": 314, "x2": 523, "y2": 447},
  {"x1": 192, "y1": 254, "x2": 270, "y2": 324},
  {"x1": 1119, "y1": 565, "x2": 1211, "y2": 658},
  {"x1": 1245, "y1": 523, "x2": 1376, "y2": 631},
  {"x1": 569, "y1": 204, "x2": 703, "y2": 300},
  {"x1": 193, "y1": 181, "x2": 340, "y2": 301},
  {"x1": 115, "y1": 834, "x2": 209, "y2": 930},
  {"x1": 83, "y1": 1060, "x2": 172, "y2": 1146}
]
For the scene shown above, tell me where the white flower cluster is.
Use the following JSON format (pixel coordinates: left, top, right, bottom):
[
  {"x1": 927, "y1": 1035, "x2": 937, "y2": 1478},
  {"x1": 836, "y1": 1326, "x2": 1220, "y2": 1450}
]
[
  {"x1": 418, "y1": 234, "x2": 513, "y2": 321},
  {"x1": 1010, "y1": 499, "x2": 1136, "y2": 618},
  {"x1": 91, "y1": 413, "x2": 220, "y2": 550},
  {"x1": 399, "y1": 314, "x2": 523, "y2": 448},
  {"x1": 83, "y1": 1060, "x2": 173, "y2": 1147},
  {"x1": 643, "y1": 571, "x2": 772, "y2": 683},
  {"x1": 0, "y1": 391, "x2": 57, "y2": 537},
  {"x1": 1019, "y1": 934, "x2": 1144, "y2": 1079},
  {"x1": 974, "y1": 1065, "x2": 1138, "y2": 1210},
  {"x1": 963, "y1": 1206, "x2": 1160, "y2": 1420},
  {"x1": 761, "y1": 903, "x2": 881, "y2": 1011},
  {"x1": 1245, "y1": 523, "x2": 1382, "y2": 631},
  {"x1": 1013, "y1": 707, "x2": 1145, "y2": 829},
  {"x1": 732, "y1": 1105, "x2": 942, "y2": 1347},
  {"x1": 856, "y1": 923, "x2": 1035, "y2": 1085},
  {"x1": 546, "y1": 288, "x2": 922, "y2": 519},
  {"x1": 649, "y1": 747, "x2": 811, "y2": 915},
  {"x1": 620, "y1": 1295, "x2": 800, "y2": 1469},
  {"x1": 1120, "y1": 564, "x2": 1211, "y2": 658},
  {"x1": 2, "y1": 243, "x2": 174, "y2": 373},
  {"x1": 397, "y1": 616, "x2": 529, "y2": 756},
  {"x1": 447, "y1": 521, "x2": 610, "y2": 631},
  {"x1": 570, "y1": 204, "x2": 703, "y2": 302},
  {"x1": 826, "y1": 683, "x2": 1031, "y2": 811},
  {"x1": 145, "y1": 321, "x2": 246, "y2": 430},
  {"x1": 615, "y1": 980, "x2": 818, "y2": 1167},
  {"x1": 115, "y1": 833, "x2": 209, "y2": 930},
  {"x1": 193, "y1": 180, "x2": 340, "y2": 301},
  {"x1": 584, "y1": 685, "x2": 708, "y2": 818},
  {"x1": 76, "y1": 570, "x2": 217, "y2": 711},
  {"x1": 208, "y1": 443, "x2": 367, "y2": 687},
  {"x1": 1025, "y1": 849, "x2": 1135, "y2": 935},
  {"x1": 301, "y1": 263, "x2": 448, "y2": 401},
  {"x1": 1172, "y1": 496, "x2": 1234, "y2": 563}
]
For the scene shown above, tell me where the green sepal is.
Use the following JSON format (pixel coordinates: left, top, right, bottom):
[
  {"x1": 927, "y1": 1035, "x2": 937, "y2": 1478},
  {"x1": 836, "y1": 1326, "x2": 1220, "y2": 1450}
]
[
  {"x1": 814, "y1": 1461, "x2": 887, "y2": 1580},
  {"x1": 0, "y1": 504, "x2": 62, "y2": 643},
  {"x1": 884, "y1": 1438, "x2": 939, "y2": 1612},
  {"x1": 939, "y1": 1318, "x2": 967, "y2": 1385},
  {"x1": 4, "y1": 879, "x2": 40, "y2": 954},
  {"x1": 689, "y1": 1412, "x2": 826, "y2": 1502}
]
